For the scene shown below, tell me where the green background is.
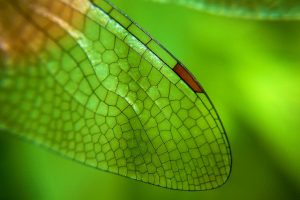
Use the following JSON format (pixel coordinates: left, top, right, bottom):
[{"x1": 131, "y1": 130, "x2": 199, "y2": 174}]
[{"x1": 1, "y1": 0, "x2": 300, "y2": 199}]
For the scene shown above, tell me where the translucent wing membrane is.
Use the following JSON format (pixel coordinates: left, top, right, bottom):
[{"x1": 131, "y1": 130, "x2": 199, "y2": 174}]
[{"x1": 0, "y1": 0, "x2": 231, "y2": 191}]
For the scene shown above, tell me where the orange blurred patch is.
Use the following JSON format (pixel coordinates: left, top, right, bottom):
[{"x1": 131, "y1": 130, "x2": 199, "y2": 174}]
[{"x1": 0, "y1": 0, "x2": 86, "y2": 64}]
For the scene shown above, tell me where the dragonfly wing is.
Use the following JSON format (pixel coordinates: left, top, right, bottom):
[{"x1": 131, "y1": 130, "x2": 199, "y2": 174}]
[{"x1": 0, "y1": 0, "x2": 231, "y2": 191}]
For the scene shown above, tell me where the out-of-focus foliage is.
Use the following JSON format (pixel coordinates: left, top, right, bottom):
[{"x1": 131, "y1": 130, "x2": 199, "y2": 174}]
[
  {"x1": 149, "y1": 0, "x2": 300, "y2": 19},
  {"x1": 1, "y1": 0, "x2": 300, "y2": 199}
]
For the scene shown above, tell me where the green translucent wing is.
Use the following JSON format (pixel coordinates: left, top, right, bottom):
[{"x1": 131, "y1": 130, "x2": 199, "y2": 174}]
[
  {"x1": 150, "y1": 0, "x2": 300, "y2": 19},
  {"x1": 0, "y1": 0, "x2": 231, "y2": 190}
]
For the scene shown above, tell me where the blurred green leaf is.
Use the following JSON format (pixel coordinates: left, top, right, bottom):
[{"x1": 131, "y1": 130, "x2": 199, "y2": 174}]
[{"x1": 148, "y1": 0, "x2": 300, "y2": 19}]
